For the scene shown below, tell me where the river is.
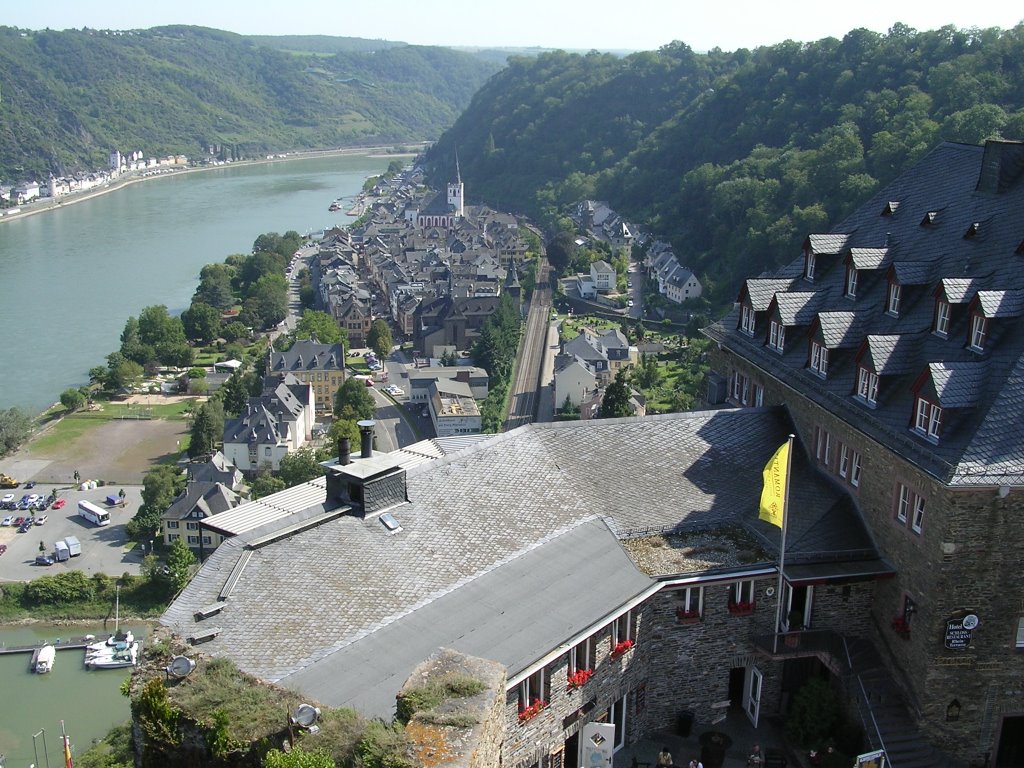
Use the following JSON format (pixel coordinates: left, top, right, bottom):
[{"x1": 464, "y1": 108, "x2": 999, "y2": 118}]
[
  {"x1": 0, "y1": 621, "x2": 149, "y2": 765},
  {"x1": 0, "y1": 152, "x2": 393, "y2": 416}
]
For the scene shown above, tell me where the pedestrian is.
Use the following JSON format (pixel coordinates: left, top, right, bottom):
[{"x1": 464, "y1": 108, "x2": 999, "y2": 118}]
[
  {"x1": 748, "y1": 744, "x2": 763, "y2": 767},
  {"x1": 657, "y1": 746, "x2": 673, "y2": 767}
]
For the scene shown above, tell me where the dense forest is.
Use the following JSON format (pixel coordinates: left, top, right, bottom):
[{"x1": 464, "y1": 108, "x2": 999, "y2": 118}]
[
  {"x1": 426, "y1": 23, "x2": 1024, "y2": 307},
  {"x1": 0, "y1": 25, "x2": 502, "y2": 180}
]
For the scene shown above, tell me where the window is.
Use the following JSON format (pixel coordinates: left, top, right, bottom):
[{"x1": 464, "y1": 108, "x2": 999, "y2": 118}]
[
  {"x1": 805, "y1": 251, "x2": 816, "y2": 281},
  {"x1": 264, "y1": 447, "x2": 272, "y2": 456},
  {"x1": 823, "y1": 432, "x2": 832, "y2": 466},
  {"x1": 730, "y1": 580, "x2": 755, "y2": 607},
  {"x1": 970, "y1": 314, "x2": 988, "y2": 352},
  {"x1": 935, "y1": 300, "x2": 950, "y2": 336},
  {"x1": 186, "y1": 522, "x2": 198, "y2": 531},
  {"x1": 895, "y1": 483, "x2": 926, "y2": 535},
  {"x1": 845, "y1": 266, "x2": 858, "y2": 298},
  {"x1": 569, "y1": 636, "x2": 596, "y2": 675},
  {"x1": 677, "y1": 586, "x2": 704, "y2": 618},
  {"x1": 611, "y1": 609, "x2": 636, "y2": 646},
  {"x1": 915, "y1": 397, "x2": 942, "y2": 440},
  {"x1": 850, "y1": 451, "x2": 862, "y2": 488},
  {"x1": 187, "y1": 535, "x2": 199, "y2": 545},
  {"x1": 518, "y1": 667, "x2": 549, "y2": 711},
  {"x1": 839, "y1": 445, "x2": 850, "y2": 478},
  {"x1": 1016, "y1": 618, "x2": 1024, "y2": 650},
  {"x1": 202, "y1": 536, "x2": 212, "y2": 545},
  {"x1": 857, "y1": 367, "x2": 879, "y2": 406},
  {"x1": 169, "y1": 533, "x2": 180, "y2": 541},
  {"x1": 809, "y1": 342, "x2": 829, "y2": 377},
  {"x1": 166, "y1": 521, "x2": 179, "y2": 529},
  {"x1": 740, "y1": 304, "x2": 756, "y2": 336},
  {"x1": 732, "y1": 372, "x2": 751, "y2": 405},
  {"x1": 753, "y1": 383, "x2": 764, "y2": 408},
  {"x1": 768, "y1": 321, "x2": 785, "y2": 352},
  {"x1": 887, "y1": 282, "x2": 902, "y2": 315}
]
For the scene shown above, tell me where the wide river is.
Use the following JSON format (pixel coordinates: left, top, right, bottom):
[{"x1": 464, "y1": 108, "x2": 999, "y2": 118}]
[{"x1": 0, "y1": 152, "x2": 392, "y2": 416}]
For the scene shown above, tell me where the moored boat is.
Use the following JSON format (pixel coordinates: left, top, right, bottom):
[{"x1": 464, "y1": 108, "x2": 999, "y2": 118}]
[
  {"x1": 86, "y1": 641, "x2": 139, "y2": 669},
  {"x1": 33, "y1": 643, "x2": 56, "y2": 673},
  {"x1": 86, "y1": 630, "x2": 134, "y2": 653}
]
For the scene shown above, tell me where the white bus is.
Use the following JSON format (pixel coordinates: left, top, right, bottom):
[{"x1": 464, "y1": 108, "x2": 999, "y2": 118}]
[{"x1": 78, "y1": 500, "x2": 111, "y2": 526}]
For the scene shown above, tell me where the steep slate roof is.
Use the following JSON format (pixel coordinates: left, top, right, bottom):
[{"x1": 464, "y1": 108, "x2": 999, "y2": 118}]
[
  {"x1": 163, "y1": 409, "x2": 881, "y2": 708},
  {"x1": 707, "y1": 141, "x2": 1024, "y2": 485},
  {"x1": 268, "y1": 340, "x2": 345, "y2": 373}
]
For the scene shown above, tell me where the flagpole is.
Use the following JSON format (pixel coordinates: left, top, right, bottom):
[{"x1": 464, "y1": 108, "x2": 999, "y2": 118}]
[{"x1": 771, "y1": 434, "x2": 795, "y2": 654}]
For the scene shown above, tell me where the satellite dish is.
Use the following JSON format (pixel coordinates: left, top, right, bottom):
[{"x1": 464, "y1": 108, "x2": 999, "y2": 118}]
[
  {"x1": 166, "y1": 655, "x2": 196, "y2": 679},
  {"x1": 291, "y1": 704, "x2": 321, "y2": 728}
]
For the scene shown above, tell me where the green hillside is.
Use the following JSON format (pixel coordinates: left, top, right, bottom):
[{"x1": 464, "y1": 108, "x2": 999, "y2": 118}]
[
  {"x1": 0, "y1": 25, "x2": 502, "y2": 179},
  {"x1": 426, "y1": 24, "x2": 1024, "y2": 307}
]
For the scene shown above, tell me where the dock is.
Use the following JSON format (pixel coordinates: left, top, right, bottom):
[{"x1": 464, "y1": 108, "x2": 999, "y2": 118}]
[{"x1": 0, "y1": 635, "x2": 96, "y2": 656}]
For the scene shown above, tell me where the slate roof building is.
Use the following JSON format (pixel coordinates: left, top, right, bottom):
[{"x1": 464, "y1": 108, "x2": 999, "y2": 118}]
[
  {"x1": 266, "y1": 340, "x2": 345, "y2": 419},
  {"x1": 163, "y1": 408, "x2": 892, "y2": 766},
  {"x1": 704, "y1": 140, "x2": 1024, "y2": 764},
  {"x1": 222, "y1": 374, "x2": 314, "y2": 474}
]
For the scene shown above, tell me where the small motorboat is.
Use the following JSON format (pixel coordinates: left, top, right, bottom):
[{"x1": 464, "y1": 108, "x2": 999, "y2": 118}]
[
  {"x1": 86, "y1": 641, "x2": 139, "y2": 669},
  {"x1": 86, "y1": 630, "x2": 134, "y2": 652},
  {"x1": 33, "y1": 644, "x2": 56, "y2": 673}
]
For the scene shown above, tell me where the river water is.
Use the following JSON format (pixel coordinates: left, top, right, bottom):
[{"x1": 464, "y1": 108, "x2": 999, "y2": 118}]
[
  {"x1": 0, "y1": 621, "x2": 149, "y2": 765},
  {"x1": 0, "y1": 152, "x2": 391, "y2": 416}
]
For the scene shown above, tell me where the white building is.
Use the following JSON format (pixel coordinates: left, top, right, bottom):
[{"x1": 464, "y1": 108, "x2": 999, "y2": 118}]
[{"x1": 427, "y1": 380, "x2": 481, "y2": 437}]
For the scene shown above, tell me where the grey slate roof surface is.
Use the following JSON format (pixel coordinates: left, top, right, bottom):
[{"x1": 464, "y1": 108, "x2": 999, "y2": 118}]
[
  {"x1": 277, "y1": 517, "x2": 654, "y2": 719},
  {"x1": 929, "y1": 361, "x2": 988, "y2": 408},
  {"x1": 816, "y1": 312, "x2": 866, "y2": 349},
  {"x1": 707, "y1": 141, "x2": 1024, "y2": 485},
  {"x1": 163, "y1": 409, "x2": 872, "y2": 699},
  {"x1": 744, "y1": 279, "x2": 794, "y2": 311}
]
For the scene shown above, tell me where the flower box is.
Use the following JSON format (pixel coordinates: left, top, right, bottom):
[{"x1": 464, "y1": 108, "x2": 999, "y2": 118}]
[
  {"x1": 518, "y1": 698, "x2": 548, "y2": 723},
  {"x1": 676, "y1": 608, "x2": 702, "y2": 624},
  {"x1": 567, "y1": 668, "x2": 594, "y2": 690},
  {"x1": 610, "y1": 639, "x2": 634, "y2": 660},
  {"x1": 728, "y1": 601, "x2": 756, "y2": 616},
  {"x1": 891, "y1": 616, "x2": 911, "y2": 638}
]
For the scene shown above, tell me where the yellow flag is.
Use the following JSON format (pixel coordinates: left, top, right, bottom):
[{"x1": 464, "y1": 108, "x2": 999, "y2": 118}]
[{"x1": 759, "y1": 441, "x2": 789, "y2": 528}]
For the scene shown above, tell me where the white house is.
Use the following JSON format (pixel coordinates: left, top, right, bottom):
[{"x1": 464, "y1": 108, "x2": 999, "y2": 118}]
[
  {"x1": 554, "y1": 358, "x2": 598, "y2": 410},
  {"x1": 222, "y1": 375, "x2": 313, "y2": 473},
  {"x1": 428, "y1": 380, "x2": 481, "y2": 437},
  {"x1": 590, "y1": 260, "x2": 616, "y2": 293}
]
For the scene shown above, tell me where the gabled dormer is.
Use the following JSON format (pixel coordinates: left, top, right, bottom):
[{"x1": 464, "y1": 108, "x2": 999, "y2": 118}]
[
  {"x1": 735, "y1": 278, "x2": 791, "y2": 338},
  {"x1": 853, "y1": 334, "x2": 922, "y2": 408},
  {"x1": 932, "y1": 277, "x2": 988, "y2": 338},
  {"x1": 965, "y1": 289, "x2": 1024, "y2": 354},
  {"x1": 909, "y1": 361, "x2": 988, "y2": 443},
  {"x1": 764, "y1": 291, "x2": 823, "y2": 355},
  {"x1": 806, "y1": 311, "x2": 865, "y2": 380},
  {"x1": 881, "y1": 201, "x2": 901, "y2": 217},
  {"x1": 802, "y1": 233, "x2": 851, "y2": 282}
]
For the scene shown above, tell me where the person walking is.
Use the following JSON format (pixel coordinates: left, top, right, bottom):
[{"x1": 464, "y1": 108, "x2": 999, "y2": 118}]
[{"x1": 657, "y1": 747, "x2": 674, "y2": 767}]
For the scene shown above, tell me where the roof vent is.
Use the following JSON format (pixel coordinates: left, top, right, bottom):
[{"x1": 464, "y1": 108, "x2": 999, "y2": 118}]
[
  {"x1": 166, "y1": 655, "x2": 196, "y2": 679},
  {"x1": 380, "y1": 512, "x2": 402, "y2": 533}
]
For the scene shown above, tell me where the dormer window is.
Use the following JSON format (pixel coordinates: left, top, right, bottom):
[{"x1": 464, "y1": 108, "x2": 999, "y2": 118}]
[
  {"x1": 887, "y1": 282, "x2": 902, "y2": 316},
  {"x1": 857, "y1": 367, "x2": 879, "y2": 406},
  {"x1": 740, "y1": 304, "x2": 756, "y2": 336},
  {"x1": 969, "y1": 313, "x2": 988, "y2": 352},
  {"x1": 809, "y1": 341, "x2": 828, "y2": 378},
  {"x1": 934, "y1": 300, "x2": 951, "y2": 337},
  {"x1": 914, "y1": 397, "x2": 942, "y2": 440},
  {"x1": 804, "y1": 252, "x2": 816, "y2": 281},
  {"x1": 845, "y1": 266, "x2": 858, "y2": 299},
  {"x1": 768, "y1": 321, "x2": 785, "y2": 352}
]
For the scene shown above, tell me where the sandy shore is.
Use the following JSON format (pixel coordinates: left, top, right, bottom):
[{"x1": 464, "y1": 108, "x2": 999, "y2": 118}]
[{"x1": 0, "y1": 143, "x2": 426, "y2": 224}]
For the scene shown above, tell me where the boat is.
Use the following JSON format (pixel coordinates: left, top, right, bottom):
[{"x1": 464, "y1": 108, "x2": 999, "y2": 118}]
[
  {"x1": 86, "y1": 630, "x2": 134, "y2": 652},
  {"x1": 328, "y1": 200, "x2": 342, "y2": 212},
  {"x1": 33, "y1": 643, "x2": 56, "y2": 673},
  {"x1": 86, "y1": 641, "x2": 139, "y2": 669}
]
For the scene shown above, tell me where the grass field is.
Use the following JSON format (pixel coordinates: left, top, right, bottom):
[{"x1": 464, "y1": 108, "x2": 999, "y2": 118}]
[{"x1": 30, "y1": 400, "x2": 195, "y2": 454}]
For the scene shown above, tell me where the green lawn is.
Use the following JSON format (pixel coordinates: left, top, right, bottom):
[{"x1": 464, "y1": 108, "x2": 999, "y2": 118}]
[{"x1": 29, "y1": 400, "x2": 196, "y2": 453}]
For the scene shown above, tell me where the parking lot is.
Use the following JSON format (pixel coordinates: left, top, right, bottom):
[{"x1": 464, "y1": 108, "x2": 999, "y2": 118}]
[{"x1": 0, "y1": 481, "x2": 144, "y2": 582}]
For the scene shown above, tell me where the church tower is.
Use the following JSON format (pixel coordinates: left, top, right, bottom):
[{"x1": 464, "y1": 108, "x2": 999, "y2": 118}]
[{"x1": 446, "y1": 151, "x2": 465, "y2": 218}]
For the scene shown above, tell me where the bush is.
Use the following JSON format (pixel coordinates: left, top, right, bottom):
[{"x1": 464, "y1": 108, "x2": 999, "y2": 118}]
[
  {"x1": 785, "y1": 678, "x2": 844, "y2": 747},
  {"x1": 24, "y1": 570, "x2": 95, "y2": 604}
]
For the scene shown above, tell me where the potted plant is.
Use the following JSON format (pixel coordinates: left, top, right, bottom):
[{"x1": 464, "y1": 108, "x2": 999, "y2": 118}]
[
  {"x1": 567, "y1": 668, "x2": 594, "y2": 690},
  {"x1": 610, "y1": 638, "x2": 634, "y2": 659},
  {"x1": 676, "y1": 607, "x2": 701, "y2": 624},
  {"x1": 518, "y1": 698, "x2": 547, "y2": 723},
  {"x1": 728, "y1": 599, "x2": 755, "y2": 616}
]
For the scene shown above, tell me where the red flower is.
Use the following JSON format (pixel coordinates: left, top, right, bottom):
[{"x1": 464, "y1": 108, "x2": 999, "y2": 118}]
[
  {"x1": 567, "y1": 668, "x2": 594, "y2": 690},
  {"x1": 518, "y1": 698, "x2": 548, "y2": 723},
  {"x1": 891, "y1": 616, "x2": 911, "y2": 637},
  {"x1": 728, "y1": 600, "x2": 755, "y2": 615},
  {"x1": 610, "y1": 639, "x2": 635, "y2": 659}
]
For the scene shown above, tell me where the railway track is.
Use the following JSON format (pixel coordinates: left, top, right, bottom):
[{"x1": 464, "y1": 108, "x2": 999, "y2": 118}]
[{"x1": 504, "y1": 260, "x2": 552, "y2": 431}]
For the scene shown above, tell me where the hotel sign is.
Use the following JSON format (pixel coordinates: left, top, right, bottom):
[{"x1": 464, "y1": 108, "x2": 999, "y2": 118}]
[{"x1": 944, "y1": 613, "x2": 979, "y2": 650}]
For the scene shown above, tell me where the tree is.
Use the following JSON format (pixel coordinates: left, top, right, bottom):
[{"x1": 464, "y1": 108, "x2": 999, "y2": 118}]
[
  {"x1": 241, "y1": 274, "x2": 288, "y2": 329},
  {"x1": 165, "y1": 538, "x2": 198, "y2": 591},
  {"x1": 0, "y1": 407, "x2": 31, "y2": 456},
  {"x1": 60, "y1": 388, "x2": 87, "y2": 413},
  {"x1": 194, "y1": 263, "x2": 237, "y2": 310},
  {"x1": 263, "y1": 747, "x2": 336, "y2": 768},
  {"x1": 334, "y1": 378, "x2": 376, "y2": 421},
  {"x1": 181, "y1": 302, "x2": 223, "y2": 344},
  {"x1": 221, "y1": 321, "x2": 250, "y2": 344},
  {"x1": 599, "y1": 370, "x2": 632, "y2": 418},
  {"x1": 250, "y1": 473, "x2": 286, "y2": 499},
  {"x1": 278, "y1": 447, "x2": 327, "y2": 487},
  {"x1": 367, "y1": 319, "x2": 393, "y2": 359},
  {"x1": 127, "y1": 464, "x2": 185, "y2": 540},
  {"x1": 188, "y1": 400, "x2": 224, "y2": 458},
  {"x1": 220, "y1": 372, "x2": 250, "y2": 417},
  {"x1": 326, "y1": 418, "x2": 361, "y2": 453},
  {"x1": 295, "y1": 310, "x2": 345, "y2": 347},
  {"x1": 105, "y1": 352, "x2": 144, "y2": 391}
]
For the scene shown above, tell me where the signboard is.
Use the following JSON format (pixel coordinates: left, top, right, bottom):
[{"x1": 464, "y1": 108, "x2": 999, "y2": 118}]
[
  {"x1": 856, "y1": 750, "x2": 886, "y2": 768},
  {"x1": 580, "y1": 722, "x2": 615, "y2": 768},
  {"x1": 944, "y1": 613, "x2": 980, "y2": 650}
]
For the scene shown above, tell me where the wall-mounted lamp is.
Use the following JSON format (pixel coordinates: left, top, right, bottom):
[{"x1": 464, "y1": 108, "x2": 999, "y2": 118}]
[{"x1": 946, "y1": 699, "x2": 961, "y2": 721}]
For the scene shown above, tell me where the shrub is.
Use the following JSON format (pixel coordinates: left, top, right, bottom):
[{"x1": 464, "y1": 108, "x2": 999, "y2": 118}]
[{"x1": 785, "y1": 678, "x2": 844, "y2": 747}]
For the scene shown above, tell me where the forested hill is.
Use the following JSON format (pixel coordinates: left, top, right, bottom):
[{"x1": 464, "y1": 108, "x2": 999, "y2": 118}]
[
  {"x1": 0, "y1": 25, "x2": 502, "y2": 180},
  {"x1": 426, "y1": 24, "x2": 1024, "y2": 307}
]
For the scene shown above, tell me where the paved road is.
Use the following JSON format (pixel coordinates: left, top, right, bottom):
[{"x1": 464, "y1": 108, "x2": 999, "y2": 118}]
[{"x1": 0, "y1": 482, "x2": 145, "y2": 582}]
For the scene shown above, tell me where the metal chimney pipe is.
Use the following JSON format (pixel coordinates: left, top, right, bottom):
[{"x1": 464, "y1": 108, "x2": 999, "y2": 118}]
[
  {"x1": 357, "y1": 420, "x2": 375, "y2": 459},
  {"x1": 338, "y1": 437, "x2": 351, "y2": 466}
]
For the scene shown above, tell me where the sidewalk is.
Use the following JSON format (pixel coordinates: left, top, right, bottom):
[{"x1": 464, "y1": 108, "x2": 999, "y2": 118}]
[{"x1": 615, "y1": 711, "x2": 788, "y2": 768}]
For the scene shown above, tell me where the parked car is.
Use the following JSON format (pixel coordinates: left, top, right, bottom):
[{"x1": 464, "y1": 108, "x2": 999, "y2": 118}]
[
  {"x1": 25, "y1": 480, "x2": 35, "y2": 489},
  {"x1": 34, "y1": 515, "x2": 47, "y2": 526},
  {"x1": 35, "y1": 555, "x2": 54, "y2": 566},
  {"x1": 1, "y1": 515, "x2": 13, "y2": 527},
  {"x1": 52, "y1": 498, "x2": 66, "y2": 510},
  {"x1": 18, "y1": 521, "x2": 32, "y2": 533},
  {"x1": 627, "y1": 299, "x2": 634, "y2": 308},
  {"x1": 1, "y1": 493, "x2": 13, "y2": 505},
  {"x1": 12, "y1": 517, "x2": 25, "y2": 527},
  {"x1": 0, "y1": 544, "x2": 7, "y2": 555}
]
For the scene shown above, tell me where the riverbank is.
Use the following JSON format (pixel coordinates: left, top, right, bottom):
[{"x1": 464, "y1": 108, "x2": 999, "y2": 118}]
[{"x1": 0, "y1": 142, "x2": 425, "y2": 225}]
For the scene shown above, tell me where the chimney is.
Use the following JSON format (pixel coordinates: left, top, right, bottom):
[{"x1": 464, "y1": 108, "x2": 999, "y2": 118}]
[
  {"x1": 358, "y1": 420, "x2": 375, "y2": 458},
  {"x1": 338, "y1": 437, "x2": 351, "y2": 466}
]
